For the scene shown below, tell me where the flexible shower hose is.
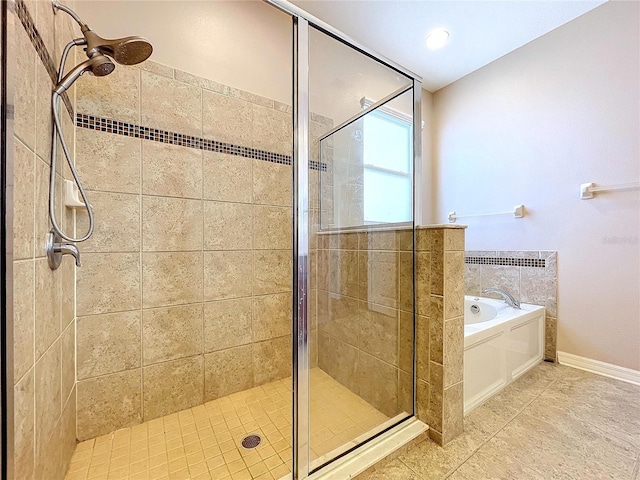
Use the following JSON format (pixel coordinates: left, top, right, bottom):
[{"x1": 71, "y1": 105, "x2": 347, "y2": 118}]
[{"x1": 48, "y1": 38, "x2": 95, "y2": 243}]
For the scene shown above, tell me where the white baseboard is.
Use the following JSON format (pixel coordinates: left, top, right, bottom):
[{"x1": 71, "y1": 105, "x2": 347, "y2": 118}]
[{"x1": 557, "y1": 351, "x2": 640, "y2": 386}]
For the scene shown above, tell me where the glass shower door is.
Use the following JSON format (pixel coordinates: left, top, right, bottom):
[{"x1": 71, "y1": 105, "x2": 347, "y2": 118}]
[{"x1": 305, "y1": 25, "x2": 417, "y2": 472}]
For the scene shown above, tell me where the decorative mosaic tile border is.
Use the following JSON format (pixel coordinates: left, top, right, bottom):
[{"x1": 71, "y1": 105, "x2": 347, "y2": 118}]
[
  {"x1": 14, "y1": 0, "x2": 74, "y2": 116},
  {"x1": 76, "y1": 113, "x2": 328, "y2": 172},
  {"x1": 465, "y1": 256, "x2": 546, "y2": 268}
]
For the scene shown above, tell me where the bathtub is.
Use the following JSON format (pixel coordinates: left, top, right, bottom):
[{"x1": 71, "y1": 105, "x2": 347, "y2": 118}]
[{"x1": 463, "y1": 295, "x2": 545, "y2": 414}]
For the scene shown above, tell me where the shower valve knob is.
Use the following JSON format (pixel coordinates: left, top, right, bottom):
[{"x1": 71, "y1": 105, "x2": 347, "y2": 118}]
[{"x1": 46, "y1": 231, "x2": 82, "y2": 270}]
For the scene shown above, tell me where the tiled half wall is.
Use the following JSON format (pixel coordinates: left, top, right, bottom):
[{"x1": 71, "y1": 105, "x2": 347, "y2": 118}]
[
  {"x1": 316, "y1": 226, "x2": 466, "y2": 446},
  {"x1": 464, "y1": 250, "x2": 558, "y2": 361},
  {"x1": 73, "y1": 58, "x2": 333, "y2": 441}
]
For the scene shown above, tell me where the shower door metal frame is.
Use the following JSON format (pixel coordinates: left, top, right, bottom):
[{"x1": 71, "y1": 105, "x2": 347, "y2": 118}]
[
  {"x1": 265, "y1": 0, "x2": 421, "y2": 82},
  {"x1": 0, "y1": 1, "x2": 16, "y2": 479},
  {"x1": 266, "y1": 1, "x2": 423, "y2": 478},
  {"x1": 291, "y1": 15, "x2": 310, "y2": 480},
  {"x1": 411, "y1": 79, "x2": 422, "y2": 416}
]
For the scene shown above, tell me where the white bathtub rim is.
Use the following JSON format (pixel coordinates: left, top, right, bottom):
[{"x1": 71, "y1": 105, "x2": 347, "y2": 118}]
[
  {"x1": 464, "y1": 305, "x2": 545, "y2": 347},
  {"x1": 465, "y1": 296, "x2": 544, "y2": 324}
]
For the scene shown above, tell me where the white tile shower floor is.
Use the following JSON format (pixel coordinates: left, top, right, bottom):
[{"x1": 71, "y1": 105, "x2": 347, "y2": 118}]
[{"x1": 64, "y1": 369, "x2": 389, "y2": 480}]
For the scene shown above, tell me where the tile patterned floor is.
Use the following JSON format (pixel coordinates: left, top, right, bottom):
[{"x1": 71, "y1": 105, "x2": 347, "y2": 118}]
[
  {"x1": 357, "y1": 362, "x2": 640, "y2": 480},
  {"x1": 64, "y1": 368, "x2": 388, "y2": 480},
  {"x1": 309, "y1": 367, "x2": 389, "y2": 465}
]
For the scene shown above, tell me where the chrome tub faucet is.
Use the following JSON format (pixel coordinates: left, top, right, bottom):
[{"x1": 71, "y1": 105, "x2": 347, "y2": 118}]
[{"x1": 482, "y1": 288, "x2": 521, "y2": 309}]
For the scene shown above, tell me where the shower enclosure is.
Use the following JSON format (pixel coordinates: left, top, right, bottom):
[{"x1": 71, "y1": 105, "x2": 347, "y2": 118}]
[{"x1": 1, "y1": 0, "x2": 423, "y2": 478}]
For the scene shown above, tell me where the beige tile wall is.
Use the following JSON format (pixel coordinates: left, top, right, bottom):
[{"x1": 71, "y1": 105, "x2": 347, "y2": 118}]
[
  {"x1": 12, "y1": 1, "x2": 78, "y2": 478},
  {"x1": 464, "y1": 250, "x2": 558, "y2": 360},
  {"x1": 316, "y1": 229, "x2": 414, "y2": 418},
  {"x1": 74, "y1": 59, "x2": 332, "y2": 441},
  {"x1": 419, "y1": 227, "x2": 466, "y2": 446}
]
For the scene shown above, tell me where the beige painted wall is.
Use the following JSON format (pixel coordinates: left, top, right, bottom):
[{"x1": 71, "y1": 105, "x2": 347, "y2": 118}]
[
  {"x1": 420, "y1": 88, "x2": 434, "y2": 225},
  {"x1": 431, "y1": 1, "x2": 640, "y2": 370}
]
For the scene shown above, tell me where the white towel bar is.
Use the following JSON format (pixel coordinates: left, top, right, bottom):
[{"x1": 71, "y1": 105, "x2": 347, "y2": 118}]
[
  {"x1": 448, "y1": 205, "x2": 525, "y2": 223},
  {"x1": 580, "y1": 182, "x2": 640, "y2": 199}
]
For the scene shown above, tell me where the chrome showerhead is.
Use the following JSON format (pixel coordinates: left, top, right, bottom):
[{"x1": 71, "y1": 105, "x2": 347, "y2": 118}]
[
  {"x1": 54, "y1": 54, "x2": 115, "y2": 94},
  {"x1": 89, "y1": 54, "x2": 116, "y2": 76},
  {"x1": 83, "y1": 29, "x2": 153, "y2": 66},
  {"x1": 51, "y1": 1, "x2": 153, "y2": 66}
]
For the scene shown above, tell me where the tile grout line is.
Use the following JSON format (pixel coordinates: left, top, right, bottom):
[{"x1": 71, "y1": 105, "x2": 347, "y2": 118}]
[
  {"x1": 137, "y1": 85, "x2": 144, "y2": 426},
  {"x1": 200, "y1": 82, "x2": 206, "y2": 413}
]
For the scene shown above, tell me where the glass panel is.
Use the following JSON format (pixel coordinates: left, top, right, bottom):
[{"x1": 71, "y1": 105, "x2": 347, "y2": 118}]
[
  {"x1": 364, "y1": 169, "x2": 412, "y2": 223},
  {"x1": 308, "y1": 26, "x2": 415, "y2": 472},
  {"x1": 363, "y1": 112, "x2": 411, "y2": 174},
  {"x1": 319, "y1": 96, "x2": 414, "y2": 230},
  {"x1": 319, "y1": 89, "x2": 414, "y2": 228}
]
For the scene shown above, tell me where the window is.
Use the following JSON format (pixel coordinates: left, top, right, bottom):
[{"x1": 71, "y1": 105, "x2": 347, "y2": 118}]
[
  {"x1": 362, "y1": 108, "x2": 412, "y2": 224},
  {"x1": 317, "y1": 93, "x2": 415, "y2": 229}
]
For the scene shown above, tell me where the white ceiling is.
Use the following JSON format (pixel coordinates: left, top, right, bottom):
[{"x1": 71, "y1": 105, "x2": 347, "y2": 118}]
[{"x1": 290, "y1": 0, "x2": 607, "y2": 92}]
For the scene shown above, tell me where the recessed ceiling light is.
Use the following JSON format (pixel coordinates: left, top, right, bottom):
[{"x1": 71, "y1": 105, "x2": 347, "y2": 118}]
[{"x1": 426, "y1": 28, "x2": 450, "y2": 50}]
